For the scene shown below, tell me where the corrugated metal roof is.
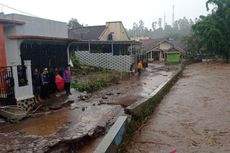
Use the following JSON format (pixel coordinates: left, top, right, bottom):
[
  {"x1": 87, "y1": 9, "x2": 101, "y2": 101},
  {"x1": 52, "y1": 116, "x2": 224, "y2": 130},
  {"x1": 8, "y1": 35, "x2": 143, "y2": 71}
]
[
  {"x1": 8, "y1": 35, "x2": 79, "y2": 42},
  {"x1": 68, "y1": 25, "x2": 106, "y2": 40}
]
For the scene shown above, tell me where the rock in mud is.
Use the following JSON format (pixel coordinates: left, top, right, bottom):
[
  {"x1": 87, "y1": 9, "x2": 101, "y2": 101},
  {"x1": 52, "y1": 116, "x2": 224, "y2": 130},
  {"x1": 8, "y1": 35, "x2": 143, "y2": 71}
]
[
  {"x1": 49, "y1": 104, "x2": 62, "y2": 110},
  {"x1": 106, "y1": 92, "x2": 114, "y2": 96},
  {"x1": 79, "y1": 93, "x2": 91, "y2": 101},
  {"x1": 0, "y1": 118, "x2": 6, "y2": 123},
  {"x1": 102, "y1": 96, "x2": 108, "y2": 99}
]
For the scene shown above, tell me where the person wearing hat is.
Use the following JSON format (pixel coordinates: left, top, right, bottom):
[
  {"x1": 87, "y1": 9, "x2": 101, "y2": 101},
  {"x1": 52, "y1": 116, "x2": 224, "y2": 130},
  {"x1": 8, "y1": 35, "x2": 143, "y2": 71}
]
[{"x1": 41, "y1": 68, "x2": 50, "y2": 99}]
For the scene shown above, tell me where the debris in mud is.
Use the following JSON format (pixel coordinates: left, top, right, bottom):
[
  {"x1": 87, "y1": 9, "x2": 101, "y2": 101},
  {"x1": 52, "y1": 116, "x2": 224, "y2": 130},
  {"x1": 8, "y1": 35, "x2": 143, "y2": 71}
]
[
  {"x1": 106, "y1": 92, "x2": 114, "y2": 96},
  {"x1": 102, "y1": 96, "x2": 108, "y2": 99},
  {"x1": 79, "y1": 93, "x2": 91, "y2": 101},
  {"x1": 49, "y1": 104, "x2": 62, "y2": 110},
  {"x1": 42, "y1": 106, "x2": 50, "y2": 112},
  {"x1": 0, "y1": 118, "x2": 6, "y2": 123},
  {"x1": 62, "y1": 100, "x2": 74, "y2": 107},
  {"x1": 82, "y1": 107, "x2": 87, "y2": 111},
  {"x1": 79, "y1": 95, "x2": 87, "y2": 101},
  {"x1": 98, "y1": 100, "x2": 103, "y2": 105}
]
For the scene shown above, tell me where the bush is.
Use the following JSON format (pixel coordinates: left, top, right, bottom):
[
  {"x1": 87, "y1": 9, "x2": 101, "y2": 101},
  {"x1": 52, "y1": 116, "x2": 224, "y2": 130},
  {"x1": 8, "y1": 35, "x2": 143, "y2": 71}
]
[
  {"x1": 71, "y1": 74, "x2": 119, "y2": 93},
  {"x1": 70, "y1": 52, "x2": 80, "y2": 68}
]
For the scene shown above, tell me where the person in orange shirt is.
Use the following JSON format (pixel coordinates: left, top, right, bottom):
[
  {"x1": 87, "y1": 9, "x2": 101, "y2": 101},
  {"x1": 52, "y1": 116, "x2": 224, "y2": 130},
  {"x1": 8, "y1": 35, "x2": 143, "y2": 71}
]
[{"x1": 137, "y1": 60, "x2": 143, "y2": 79}]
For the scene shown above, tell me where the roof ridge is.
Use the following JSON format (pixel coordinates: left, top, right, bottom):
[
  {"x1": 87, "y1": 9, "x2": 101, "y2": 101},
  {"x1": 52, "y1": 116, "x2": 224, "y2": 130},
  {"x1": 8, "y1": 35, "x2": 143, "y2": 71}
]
[{"x1": 71, "y1": 25, "x2": 106, "y2": 30}]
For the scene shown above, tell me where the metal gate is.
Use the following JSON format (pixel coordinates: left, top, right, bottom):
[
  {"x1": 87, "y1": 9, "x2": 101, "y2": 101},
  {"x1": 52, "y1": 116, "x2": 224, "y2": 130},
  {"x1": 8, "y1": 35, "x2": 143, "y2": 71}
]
[{"x1": 0, "y1": 66, "x2": 16, "y2": 106}]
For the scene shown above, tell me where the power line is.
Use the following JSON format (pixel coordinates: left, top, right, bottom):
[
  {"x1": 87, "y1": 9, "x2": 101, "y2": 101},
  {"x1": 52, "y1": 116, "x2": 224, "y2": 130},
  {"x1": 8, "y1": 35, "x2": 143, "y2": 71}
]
[{"x1": 0, "y1": 2, "x2": 37, "y2": 17}]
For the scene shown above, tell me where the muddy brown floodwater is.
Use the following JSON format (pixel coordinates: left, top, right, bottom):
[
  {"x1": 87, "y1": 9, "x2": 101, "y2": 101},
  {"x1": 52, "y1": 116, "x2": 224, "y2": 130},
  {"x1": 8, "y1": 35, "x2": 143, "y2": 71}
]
[{"x1": 125, "y1": 63, "x2": 230, "y2": 153}]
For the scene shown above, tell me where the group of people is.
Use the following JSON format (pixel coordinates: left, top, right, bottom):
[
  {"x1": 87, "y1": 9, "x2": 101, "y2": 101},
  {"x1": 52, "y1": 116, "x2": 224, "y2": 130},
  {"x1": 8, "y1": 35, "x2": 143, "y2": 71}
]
[
  {"x1": 130, "y1": 60, "x2": 143, "y2": 79},
  {"x1": 32, "y1": 65, "x2": 72, "y2": 103}
]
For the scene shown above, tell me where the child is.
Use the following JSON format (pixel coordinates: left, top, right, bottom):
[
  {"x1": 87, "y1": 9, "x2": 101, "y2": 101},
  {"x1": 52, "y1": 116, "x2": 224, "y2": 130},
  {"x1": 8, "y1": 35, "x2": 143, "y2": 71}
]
[{"x1": 137, "y1": 61, "x2": 143, "y2": 79}]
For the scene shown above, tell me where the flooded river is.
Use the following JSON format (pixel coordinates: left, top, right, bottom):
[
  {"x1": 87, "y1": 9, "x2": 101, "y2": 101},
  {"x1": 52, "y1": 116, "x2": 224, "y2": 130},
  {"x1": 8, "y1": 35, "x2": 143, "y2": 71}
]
[{"x1": 125, "y1": 63, "x2": 230, "y2": 153}]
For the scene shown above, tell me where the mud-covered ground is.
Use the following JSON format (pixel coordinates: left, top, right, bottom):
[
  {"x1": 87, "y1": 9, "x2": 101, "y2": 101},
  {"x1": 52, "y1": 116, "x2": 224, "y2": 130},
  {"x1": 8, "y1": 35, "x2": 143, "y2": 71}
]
[
  {"x1": 0, "y1": 63, "x2": 175, "y2": 153},
  {"x1": 125, "y1": 63, "x2": 230, "y2": 153}
]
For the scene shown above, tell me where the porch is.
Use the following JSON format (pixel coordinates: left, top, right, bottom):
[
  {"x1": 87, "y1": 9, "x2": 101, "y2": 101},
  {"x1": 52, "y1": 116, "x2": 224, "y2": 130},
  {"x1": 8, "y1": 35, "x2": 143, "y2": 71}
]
[{"x1": 71, "y1": 41, "x2": 141, "y2": 72}]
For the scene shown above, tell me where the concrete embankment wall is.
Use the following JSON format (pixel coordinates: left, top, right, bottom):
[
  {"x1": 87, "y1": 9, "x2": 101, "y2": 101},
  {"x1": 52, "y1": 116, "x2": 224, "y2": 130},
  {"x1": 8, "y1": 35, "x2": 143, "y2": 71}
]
[{"x1": 94, "y1": 65, "x2": 184, "y2": 153}]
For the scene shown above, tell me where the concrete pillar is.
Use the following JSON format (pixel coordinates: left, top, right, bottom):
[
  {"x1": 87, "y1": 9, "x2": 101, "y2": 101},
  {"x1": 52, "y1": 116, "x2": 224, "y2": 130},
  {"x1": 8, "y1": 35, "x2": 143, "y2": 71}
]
[
  {"x1": 24, "y1": 60, "x2": 33, "y2": 97},
  {"x1": 88, "y1": 42, "x2": 91, "y2": 52},
  {"x1": 13, "y1": 60, "x2": 34, "y2": 101},
  {"x1": 111, "y1": 43, "x2": 114, "y2": 55},
  {"x1": 0, "y1": 24, "x2": 7, "y2": 67},
  {"x1": 67, "y1": 43, "x2": 70, "y2": 64}
]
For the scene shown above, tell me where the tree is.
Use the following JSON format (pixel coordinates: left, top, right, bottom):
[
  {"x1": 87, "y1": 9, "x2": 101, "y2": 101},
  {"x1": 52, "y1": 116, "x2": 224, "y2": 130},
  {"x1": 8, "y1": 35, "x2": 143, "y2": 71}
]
[
  {"x1": 127, "y1": 17, "x2": 194, "y2": 40},
  {"x1": 158, "y1": 18, "x2": 162, "y2": 29},
  {"x1": 138, "y1": 20, "x2": 145, "y2": 35},
  {"x1": 188, "y1": 0, "x2": 230, "y2": 61},
  {"x1": 152, "y1": 21, "x2": 157, "y2": 31},
  {"x1": 68, "y1": 18, "x2": 82, "y2": 29}
]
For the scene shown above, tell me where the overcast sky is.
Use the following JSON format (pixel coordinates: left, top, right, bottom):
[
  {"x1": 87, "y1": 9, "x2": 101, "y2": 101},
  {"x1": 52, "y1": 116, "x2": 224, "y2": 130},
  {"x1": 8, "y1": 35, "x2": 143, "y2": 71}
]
[{"x1": 0, "y1": 0, "x2": 211, "y2": 29}]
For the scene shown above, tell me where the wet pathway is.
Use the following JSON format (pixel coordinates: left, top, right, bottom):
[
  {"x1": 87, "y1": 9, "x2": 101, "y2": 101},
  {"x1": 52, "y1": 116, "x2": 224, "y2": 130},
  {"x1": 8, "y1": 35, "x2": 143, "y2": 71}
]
[
  {"x1": 125, "y1": 63, "x2": 230, "y2": 153},
  {"x1": 0, "y1": 63, "x2": 175, "y2": 152}
]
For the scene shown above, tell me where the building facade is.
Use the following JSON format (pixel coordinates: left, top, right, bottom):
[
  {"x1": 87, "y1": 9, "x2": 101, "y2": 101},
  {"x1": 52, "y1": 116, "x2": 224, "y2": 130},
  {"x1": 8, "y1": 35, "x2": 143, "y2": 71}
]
[
  {"x1": 0, "y1": 13, "x2": 69, "y2": 109},
  {"x1": 69, "y1": 21, "x2": 141, "y2": 72}
]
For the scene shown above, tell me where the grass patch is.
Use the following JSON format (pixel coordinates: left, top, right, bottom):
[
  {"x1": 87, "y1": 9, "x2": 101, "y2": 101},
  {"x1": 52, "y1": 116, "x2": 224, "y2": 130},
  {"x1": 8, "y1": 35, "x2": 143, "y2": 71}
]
[{"x1": 71, "y1": 72, "x2": 119, "y2": 93}]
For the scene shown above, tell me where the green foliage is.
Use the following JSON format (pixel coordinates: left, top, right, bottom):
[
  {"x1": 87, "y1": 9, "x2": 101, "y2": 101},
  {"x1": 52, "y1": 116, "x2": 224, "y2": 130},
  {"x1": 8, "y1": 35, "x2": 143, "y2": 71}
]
[
  {"x1": 68, "y1": 18, "x2": 83, "y2": 29},
  {"x1": 186, "y1": 0, "x2": 230, "y2": 62},
  {"x1": 70, "y1": 52, "x2": 80, "y2": 69},
  {"x1": 127, "y1": 17, "x2": 194, "y2": 40},
  {"x1": 71, "y1": 73, "x2": 119, "y2": 93}
]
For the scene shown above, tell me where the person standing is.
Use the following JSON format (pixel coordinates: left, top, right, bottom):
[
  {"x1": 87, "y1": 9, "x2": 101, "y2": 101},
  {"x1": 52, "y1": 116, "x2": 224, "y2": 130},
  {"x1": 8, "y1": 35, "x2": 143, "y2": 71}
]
[
  {"x1": 32, "y1": 68, "x2": 41, "y2": 102},
  {"x1": 137, "y1": 60, "x2": 143, "y2": 79},
  {"x1": 41, "y1": 68, "x2": 50, "y2": 99},
  {"x1": 130, "y1": 63, "x2": 135, "y2": 77},
  {"x1": 63, "y1": 65, "x2": 72, "y2": 95}
]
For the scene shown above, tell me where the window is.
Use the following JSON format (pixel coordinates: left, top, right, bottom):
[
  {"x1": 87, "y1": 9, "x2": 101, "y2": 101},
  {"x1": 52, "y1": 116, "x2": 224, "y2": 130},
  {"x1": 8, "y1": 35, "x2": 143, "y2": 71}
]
[
  {"x1": 90, "y1": 44, "x2": 112, "y2": 53},
  {"x1": 113, "y1": 44, "x2": 130, "y2": 56},
  {"x1": 17, "y1": 65, "x2": 28, "y2": 86},
  {"x1": 70, "y1": 44, "x2": 89, "y2": 51}
]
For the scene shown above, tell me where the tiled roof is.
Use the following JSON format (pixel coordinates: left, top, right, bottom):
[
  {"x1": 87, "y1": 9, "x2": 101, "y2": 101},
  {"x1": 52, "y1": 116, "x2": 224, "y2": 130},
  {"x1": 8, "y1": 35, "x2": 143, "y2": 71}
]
[{"x1": 138, "y1": 38, "x2": 164, "y2": 52}]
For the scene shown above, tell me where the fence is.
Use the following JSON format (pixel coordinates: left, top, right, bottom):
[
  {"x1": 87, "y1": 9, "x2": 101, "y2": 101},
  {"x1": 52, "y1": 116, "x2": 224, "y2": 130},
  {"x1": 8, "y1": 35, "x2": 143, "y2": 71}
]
[
  {"x1": 0, "y1": 66, "x2": 15, "y2": 106},
  {"x1": 75, "y1": 51, "x2": 134, "y2": 72}
]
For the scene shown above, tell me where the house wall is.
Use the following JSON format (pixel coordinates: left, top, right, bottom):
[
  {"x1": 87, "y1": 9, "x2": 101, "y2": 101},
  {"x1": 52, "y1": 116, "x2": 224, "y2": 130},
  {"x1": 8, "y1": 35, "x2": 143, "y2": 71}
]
[
  {"x1": 0, "y1": 24, "x2": 7, "y2": 67},
  {"x1": 3, "y1": 25, "x2": 22, "y2": 65},
  {"x1": 75, "y1": 51, "x2": 133, "y2": 72},
  {"x1": 2, "y1": 14, "x2": 68, "y2": 66},
  {"x1": 1, "y1": 14, "x2": 68, "y2": 37},
  {"x1": 99, "y1": 22, "x2": 130, "y2": 41},
  {"x1": 12, "y1": 60, "x2": 33, "y2": 101},
  {"x1": 159, "y1": 42, "x2": 173, "y2": 50},
  {"x1": 0, "y1": 14, "x2": 68, "y2": 102},
  {"x1": 166, "y1": 53, "x2": 180, "y2": 63}
]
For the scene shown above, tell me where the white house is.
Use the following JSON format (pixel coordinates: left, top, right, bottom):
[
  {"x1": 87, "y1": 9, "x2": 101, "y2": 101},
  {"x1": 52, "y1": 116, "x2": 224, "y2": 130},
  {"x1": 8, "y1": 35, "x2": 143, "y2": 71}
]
[
  {"x1": 68, "y1": 21, "x2": 142, "y2": 72},
  {"x1": 0, "y1": 13, "x2": 70, "y2": 109}
]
